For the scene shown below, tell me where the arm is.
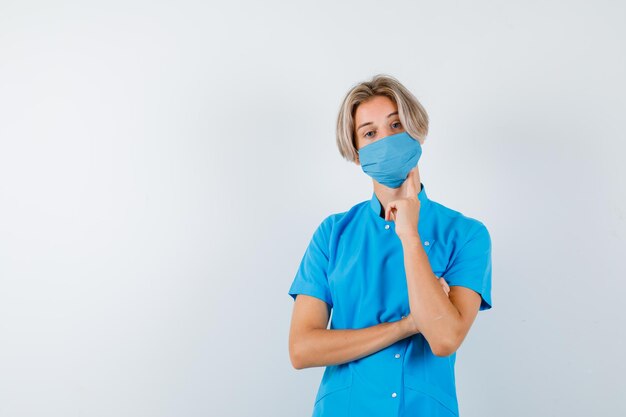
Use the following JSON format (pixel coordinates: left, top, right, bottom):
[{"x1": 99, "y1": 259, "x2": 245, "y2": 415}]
[
  {"x1": 401, "y1": 235, "x2": 460, "y2": 354},
  {"x1": 400, "y1": 235, "x2": 481, "y2": 357},
  {"x1": 288, "y1": 294, "x2": 415, "y2": 369}
]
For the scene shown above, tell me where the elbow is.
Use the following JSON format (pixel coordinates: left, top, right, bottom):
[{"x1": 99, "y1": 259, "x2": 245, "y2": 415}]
[
  {"x1": 432, "y1": 341, "x2": 457, "y2": 357},
  {"x1": 289, "y1": 341, "x2": 307, "y2": 370},
  {"x1": 290, "y1": 353, "x2": 305, "y2": 370},
  {"x1": 431, "y1": 331, "x2": 461, "y2": 357}
]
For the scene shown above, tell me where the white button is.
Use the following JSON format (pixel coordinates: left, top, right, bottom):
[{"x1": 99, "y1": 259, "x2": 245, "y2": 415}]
[
  {"x1": 384, "y1": 224, "x2": 390, "y2": 230},
  {"x1": 391, "y1": 392, "x2": 397, "y2": 398},
  {"x1": 394, "y1": 353, "x2": 401, "y2": 359},
  {"x1": 424, "y1": 241, "x2": 430, "y2": 246},
  {"x1": 401, "y1": 315, "x2": 405, "y2": 319}
]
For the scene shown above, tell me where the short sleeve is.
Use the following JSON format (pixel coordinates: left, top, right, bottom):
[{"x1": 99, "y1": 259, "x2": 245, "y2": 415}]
[
  {"x1": 288, "y1": 216, "x2": 333, "y2": 307},
  {"x1": 443, "y1": 223, "x2": 493, "y2": 311}
]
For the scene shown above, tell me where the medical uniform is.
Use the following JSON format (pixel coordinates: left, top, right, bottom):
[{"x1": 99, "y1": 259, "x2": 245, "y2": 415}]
[{"x1": 288, "y1": 182, "x2": 492, "y2": 417}]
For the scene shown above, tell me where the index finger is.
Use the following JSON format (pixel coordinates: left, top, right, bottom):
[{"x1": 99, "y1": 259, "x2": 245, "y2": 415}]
[{"x1": 404, "y1": 167, "x2": 417, "y2": 197}]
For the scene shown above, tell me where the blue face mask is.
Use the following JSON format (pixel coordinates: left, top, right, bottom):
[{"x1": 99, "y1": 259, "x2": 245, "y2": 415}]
[{"x1": 357, "y1": 131, "x2": 422, "y2": 188}]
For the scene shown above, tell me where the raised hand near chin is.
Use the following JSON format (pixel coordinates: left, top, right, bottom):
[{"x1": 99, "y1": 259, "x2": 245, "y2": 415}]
[{"x1": 384, "y1": 167, "x2": 420, "y2": 241}]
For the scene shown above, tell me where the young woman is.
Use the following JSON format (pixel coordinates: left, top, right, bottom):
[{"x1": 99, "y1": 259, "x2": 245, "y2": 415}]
[{"x1": 288, "y1": 74, "x2": 493, "y2": 417}]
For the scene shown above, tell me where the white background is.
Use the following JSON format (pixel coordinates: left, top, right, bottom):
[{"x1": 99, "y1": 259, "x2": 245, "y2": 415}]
[{"x1": 1, "y1": 1, "x2": 625, "y2": 416}]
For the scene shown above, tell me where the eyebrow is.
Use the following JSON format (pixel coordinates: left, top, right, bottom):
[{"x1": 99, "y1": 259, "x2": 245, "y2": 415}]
[{"x1": 356, "y1": 111, "x2": 399, "y2": 132}]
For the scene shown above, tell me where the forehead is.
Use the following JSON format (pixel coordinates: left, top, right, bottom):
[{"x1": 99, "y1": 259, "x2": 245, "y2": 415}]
[{"x1": 354, "y1": 95, "x2": 398, "y2": 123}]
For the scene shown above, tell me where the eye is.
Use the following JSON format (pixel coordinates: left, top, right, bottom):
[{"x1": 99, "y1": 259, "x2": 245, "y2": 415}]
[
  {"x1": 391, "y1": 121, "x2": 402, "y2": 129},
  {"x1": 364, "y1": 130, "x2": 375, "y2": 138}
]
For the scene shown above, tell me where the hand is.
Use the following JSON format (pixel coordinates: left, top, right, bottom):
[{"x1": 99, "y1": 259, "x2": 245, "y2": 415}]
[
  {"x1": 402, "y1": 276, "x2": 450, "y2": 336},
  {"x1": 438, "y1": 275, "x2": 450, "y2": 296},
  {"x1": 384, "y1": 167, "x2": 420, "y2": 241}
]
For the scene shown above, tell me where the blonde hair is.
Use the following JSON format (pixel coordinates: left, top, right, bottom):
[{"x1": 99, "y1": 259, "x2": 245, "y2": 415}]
[{"x1": 336, "y1": 74, "x2": 429, "y2": 163}]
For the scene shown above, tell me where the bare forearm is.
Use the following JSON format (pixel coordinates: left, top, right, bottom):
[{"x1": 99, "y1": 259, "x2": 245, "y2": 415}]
[
  {"x1": 400, "y1": 235, "x2": 461, "y2": 355},
  {"x1": 293, "y1": 318, "x2": 415, "y2": 369}
]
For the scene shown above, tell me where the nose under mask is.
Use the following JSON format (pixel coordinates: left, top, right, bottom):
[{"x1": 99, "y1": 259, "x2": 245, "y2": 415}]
[{"x1": 357, "y1": 131, "x2": 422, "y2": 188}]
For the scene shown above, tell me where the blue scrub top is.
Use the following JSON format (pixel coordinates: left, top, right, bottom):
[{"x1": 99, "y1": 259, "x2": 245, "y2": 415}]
[{"x1": 288, "y1": 182, "x2": 493, "y2": 417}]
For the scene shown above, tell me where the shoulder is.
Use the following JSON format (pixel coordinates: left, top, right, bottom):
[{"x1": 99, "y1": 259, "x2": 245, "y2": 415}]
[
  {"x1": 316, "y1": 199, "x2": 369, "y2": 238},
  {"x1": 428, "y1": 199, "x2": 491, "y2": 245}
]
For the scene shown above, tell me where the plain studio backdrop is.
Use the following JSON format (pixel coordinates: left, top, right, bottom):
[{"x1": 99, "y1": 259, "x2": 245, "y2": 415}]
[{"x1": 1, "y1": 1, "x2": 625, "y2": 416}]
